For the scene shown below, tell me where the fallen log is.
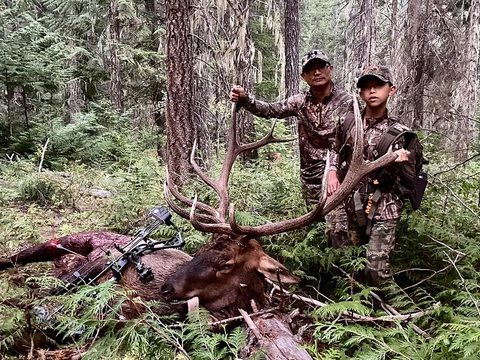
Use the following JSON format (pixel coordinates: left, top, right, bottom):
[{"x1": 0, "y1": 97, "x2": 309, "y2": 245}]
[{"x1": 239, "y1": 309, "x2": 313, "y2": 360}]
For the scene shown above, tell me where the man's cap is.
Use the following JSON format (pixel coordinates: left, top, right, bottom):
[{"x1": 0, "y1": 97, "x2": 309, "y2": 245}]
[
  {"x1": 357, "y1": 65, "x2": 394, "y2": 88},
  {"x1": 301, "y1": 49, "x2": 330, "y2": 73}
]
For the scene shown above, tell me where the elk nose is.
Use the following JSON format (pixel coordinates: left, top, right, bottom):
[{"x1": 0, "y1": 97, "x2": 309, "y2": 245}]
[{"x1": 161, "y1": 282, "x2": 174, "y2": 300}]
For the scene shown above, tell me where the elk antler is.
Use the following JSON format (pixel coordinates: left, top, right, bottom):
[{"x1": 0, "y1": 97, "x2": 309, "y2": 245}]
[
  {"x1": 165, "y1": 103, "x2": 294, "y2": 234},
  {"x1": 166, "y1": 99, "x2": 398, "y2": 238},
  {"x1": 227, "y1": 98, "x2": 398, "y2": 237}
]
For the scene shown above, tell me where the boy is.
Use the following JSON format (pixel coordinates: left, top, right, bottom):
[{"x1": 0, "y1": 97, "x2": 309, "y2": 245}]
[
  {"x1": 331, "y1": 65, "x2": 410, "y2": 286},
  {"x1": 230, "y1": 49, "x2": 354, "y2": 248}
]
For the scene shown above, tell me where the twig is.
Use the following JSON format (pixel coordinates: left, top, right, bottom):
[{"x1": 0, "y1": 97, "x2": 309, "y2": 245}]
[
  {"x1": 428, "y1": 235, "x2": 467, "y2": 257},
  {"x1": 394, "y1": 268, "x2": 436, "y2": 276},
  {"x1": 328, "y1": 264, "x2": 431, "y2": 338},
  {"x1": 266, "y1": 278, "x2": 434, "y2": 325},
  {"x1": 444, "y1": 251, "x2": 480, "y2": 316},
  {"x1": 239, "y1": 308, "x2": 262, "y2": 340},
  {"x1": 431, "y1": 175, "x2": 480, "y2": 219},
  {"x1": 370, "y1": 291, "x2": 431, "y2": 339},
  {"x1": 402, "y1": 263, "x2": 454, "y2": 291},
  {"x1": 168, "y1": 306, "x2": 282, "y2": 329},
  {"x1": 433, "y1": 152, "x2": 480, "y2": 176},
  {"x1": 38, "y1": 138, "x2": 50, "y2": 173}
]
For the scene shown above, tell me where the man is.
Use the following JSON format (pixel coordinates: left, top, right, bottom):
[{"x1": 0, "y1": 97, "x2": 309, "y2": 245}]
[{"x1": 230, "y1": 49, "x2": 354, "y2": 247}]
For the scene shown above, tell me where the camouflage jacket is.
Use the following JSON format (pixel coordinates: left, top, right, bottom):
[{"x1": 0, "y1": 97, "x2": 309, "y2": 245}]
[
  {"x1": 240, "y1": 83, "x2": 355, "y2": 188},
  {"x1": 342, "y1": 110, "x2": 407, "y2": 221}
]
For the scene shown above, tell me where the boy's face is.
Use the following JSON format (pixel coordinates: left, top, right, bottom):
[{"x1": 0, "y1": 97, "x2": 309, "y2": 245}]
[
  {"x1": 359, "y1": 77, "x2": 396, "y2": 108},
  {"x1": 301, "y1": 60, "x2": 333, "y2": 88}
]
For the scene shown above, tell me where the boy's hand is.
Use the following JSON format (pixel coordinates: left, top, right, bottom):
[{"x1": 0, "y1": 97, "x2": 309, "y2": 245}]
[
  {"x1": 394, "y1": 149, "x2": 410, "y2": 163},
  {"x1": 327, "y1": 170, "x2": 340, "y2": 196},
  {"x1": 230, "y1": 85, "x2": 246, "y2": 102}
]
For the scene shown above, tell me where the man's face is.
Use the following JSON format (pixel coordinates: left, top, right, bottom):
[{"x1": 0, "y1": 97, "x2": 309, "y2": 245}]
[
  {"x1": 301, "y1": 60, "x2": 333, "y2": 88},
  {"x1": 359, "y1": 77, "x2": 396, "y2": 108}
]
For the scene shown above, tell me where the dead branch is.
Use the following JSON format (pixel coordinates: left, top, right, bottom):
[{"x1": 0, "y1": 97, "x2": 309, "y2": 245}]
[{"x1": 433, "y1": 152, "x2": 480, "y2": 176}]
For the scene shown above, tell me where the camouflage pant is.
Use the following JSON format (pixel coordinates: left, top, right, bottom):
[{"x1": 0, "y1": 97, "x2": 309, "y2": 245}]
[
  {"x1": 303, "y1": 183, "x2": 349, "y2": 248},
  {"x1": 348, "y1": 218, "x2": 398, "y2": 286}
]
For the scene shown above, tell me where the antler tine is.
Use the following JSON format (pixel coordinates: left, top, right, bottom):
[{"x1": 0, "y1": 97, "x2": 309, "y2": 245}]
[
  {"x1": 236, "y1": 120, "x2": 295, "y2": 155},
  {"x1": 190, "y1": 138, "x2": 217, "y2": 190},
  {"x1": 165, "y1": 167, "x2": 220, "y2": 218},
  {"x1": 164, "y1": 181, "x2": 221, "y2": 224},
  {"x1": 228, "y1": 94, "x2": 400, "y2": 238},
  {"x1": 189, "y1": 194, "x2": 235, "y2": 235}
]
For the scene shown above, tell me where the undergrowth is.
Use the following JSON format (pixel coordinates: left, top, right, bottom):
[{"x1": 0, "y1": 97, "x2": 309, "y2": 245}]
[{"x1": 1, "y1": 122, "x2": 480, "y2": 359}]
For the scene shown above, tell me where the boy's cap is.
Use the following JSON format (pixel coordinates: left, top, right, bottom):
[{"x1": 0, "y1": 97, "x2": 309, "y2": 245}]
[
  {"x1": 357, "y1": 65, "x2": 393, "y2": 88},
  {"x1": 301, "y1": 49, "x2": 330, "y2": 73}
]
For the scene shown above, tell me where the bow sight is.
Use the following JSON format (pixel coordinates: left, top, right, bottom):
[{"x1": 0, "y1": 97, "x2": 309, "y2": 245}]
[{"x1": 75, "y1": 205, "x2": 184, "y2": 285}]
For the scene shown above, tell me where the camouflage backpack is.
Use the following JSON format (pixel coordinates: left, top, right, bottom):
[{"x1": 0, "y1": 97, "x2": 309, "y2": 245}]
[{"x1": 341, "y1": 119, "x2": 428, "y2": 210}]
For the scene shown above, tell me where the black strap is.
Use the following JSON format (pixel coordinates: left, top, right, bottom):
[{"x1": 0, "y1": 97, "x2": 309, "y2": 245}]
[
  {"x1": 354, "y1": 190, "x2": 367, "y2": 226},
  {"x1": 375, "y1": 126, "x2": 404, "y2": 158}
]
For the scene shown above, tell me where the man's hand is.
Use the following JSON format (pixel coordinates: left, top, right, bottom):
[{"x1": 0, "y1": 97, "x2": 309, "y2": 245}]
[
  {"x1": 394, "y1": 149, "x2": 410, "y2": 163},
  {"x1": 327, "y1": 170, "x2": 340, "y2": 196},
  {"x1": 230, "y1": 85, "x2": 246, "y2": 102}
]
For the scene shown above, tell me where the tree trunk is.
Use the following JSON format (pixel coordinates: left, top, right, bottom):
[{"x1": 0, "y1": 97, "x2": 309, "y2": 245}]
[
  {"x1": 359, "y1": 0, "x2": 376, "y2": 71},
  {"x1": 284, "y1": 0, "x2": 300, "y2": 131},
  {"x1": 235, "y1": 0, "x2": 257, "y2": 162},
  {"x1": 145, "y1": 0, "x2": 167, "y2": 161},
  {"x1": 344, "y1": 0, "x2": 376, "y2": 93},
  {"x1": 166, "y1": 0, "x2": 195, "y2": 183},
  {"x1": 22, "y1": 86, "x2": 29, "y2": 129},
  {"x1": 108, "y1": 0, "x2": 122, "y2": 110},
  {"x1": 454, "y1": 0, "x2": 480, "y2": 160}
]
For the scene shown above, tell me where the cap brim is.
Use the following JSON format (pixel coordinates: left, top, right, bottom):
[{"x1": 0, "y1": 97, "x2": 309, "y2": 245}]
[
  {"x1": 302, "y1": 58, "x2": 330, "y2": 73},
  {"x1": 356, "y1": 74, "x2": 391, "y2": 88}
]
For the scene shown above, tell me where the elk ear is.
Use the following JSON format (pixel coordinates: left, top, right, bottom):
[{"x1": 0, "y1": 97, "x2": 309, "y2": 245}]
[{"x1": 256, "y1": 255, "x2": 300, "y2": 284}]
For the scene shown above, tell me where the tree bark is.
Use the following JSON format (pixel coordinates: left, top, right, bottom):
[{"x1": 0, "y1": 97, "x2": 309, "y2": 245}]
[
  {"x1": 108, "y1": 0, "x2": 122, "y2": 110},
  {"x1": 145, "y1": 0, "x2": 168, "y2": 161},
  {"x1": 454, "y1": 0, "x2": 480, "y2": 160},
  {"x1": 284, "y1": 0, "x2": 300, "y2": 131},
  {"x1": 166, "y1": 0, "x2": 195, "y2": 183},
  {"x1": 235, "y1": 0, "x2": 257, "y2": 162}
]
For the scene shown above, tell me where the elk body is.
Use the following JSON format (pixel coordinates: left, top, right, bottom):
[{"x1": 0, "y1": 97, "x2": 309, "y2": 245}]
[{"x1": 0, "y1": 231, "x2": 192, "y2": 316}]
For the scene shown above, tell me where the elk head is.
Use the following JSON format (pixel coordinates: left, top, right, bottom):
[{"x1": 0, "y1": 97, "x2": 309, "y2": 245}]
[{"x1": 162, "y1": 100, "x2": 398, "y2": 317}]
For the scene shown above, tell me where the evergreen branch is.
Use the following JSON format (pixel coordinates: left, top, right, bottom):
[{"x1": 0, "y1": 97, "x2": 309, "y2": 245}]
[{"x1": 141, "y1": 319, "x2": 192, "y2": 360}]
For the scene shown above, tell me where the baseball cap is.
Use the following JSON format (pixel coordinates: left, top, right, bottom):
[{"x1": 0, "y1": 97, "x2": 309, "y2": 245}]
[
  {"x1": 301, "y1": 49, "x2": 330, "y2": 73},
  {"x1": 357, "y1": 65, "x2": 394, "y2": 88}
]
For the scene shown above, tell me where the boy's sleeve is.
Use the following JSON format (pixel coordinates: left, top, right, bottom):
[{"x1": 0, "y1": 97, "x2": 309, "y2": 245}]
[
  {"x1": 329, "y1": 96, "x2": 357, "y2": 172},
  {"x1": 239, "y1": 93, "x2": 304, "y2": 119}
]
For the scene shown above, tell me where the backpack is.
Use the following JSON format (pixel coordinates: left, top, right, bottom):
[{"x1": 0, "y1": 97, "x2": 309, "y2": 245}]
[{"x1": 341, "y1": 118, "x2": 428, "y2": 210}]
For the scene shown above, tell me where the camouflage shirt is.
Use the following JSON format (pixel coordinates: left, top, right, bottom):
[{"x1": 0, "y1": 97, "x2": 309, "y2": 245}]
[
  {"x1": 341, "y1": 110, "x2": 406, "y2": 221},
  {"x1": 241, "y1": 83, "x2": 355, "y2": 188}
]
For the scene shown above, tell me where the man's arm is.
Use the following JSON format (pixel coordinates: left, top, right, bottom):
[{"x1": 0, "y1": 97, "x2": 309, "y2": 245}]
[{"x1": 230, "y1": 85, "x2": 303, "y2": 119}]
